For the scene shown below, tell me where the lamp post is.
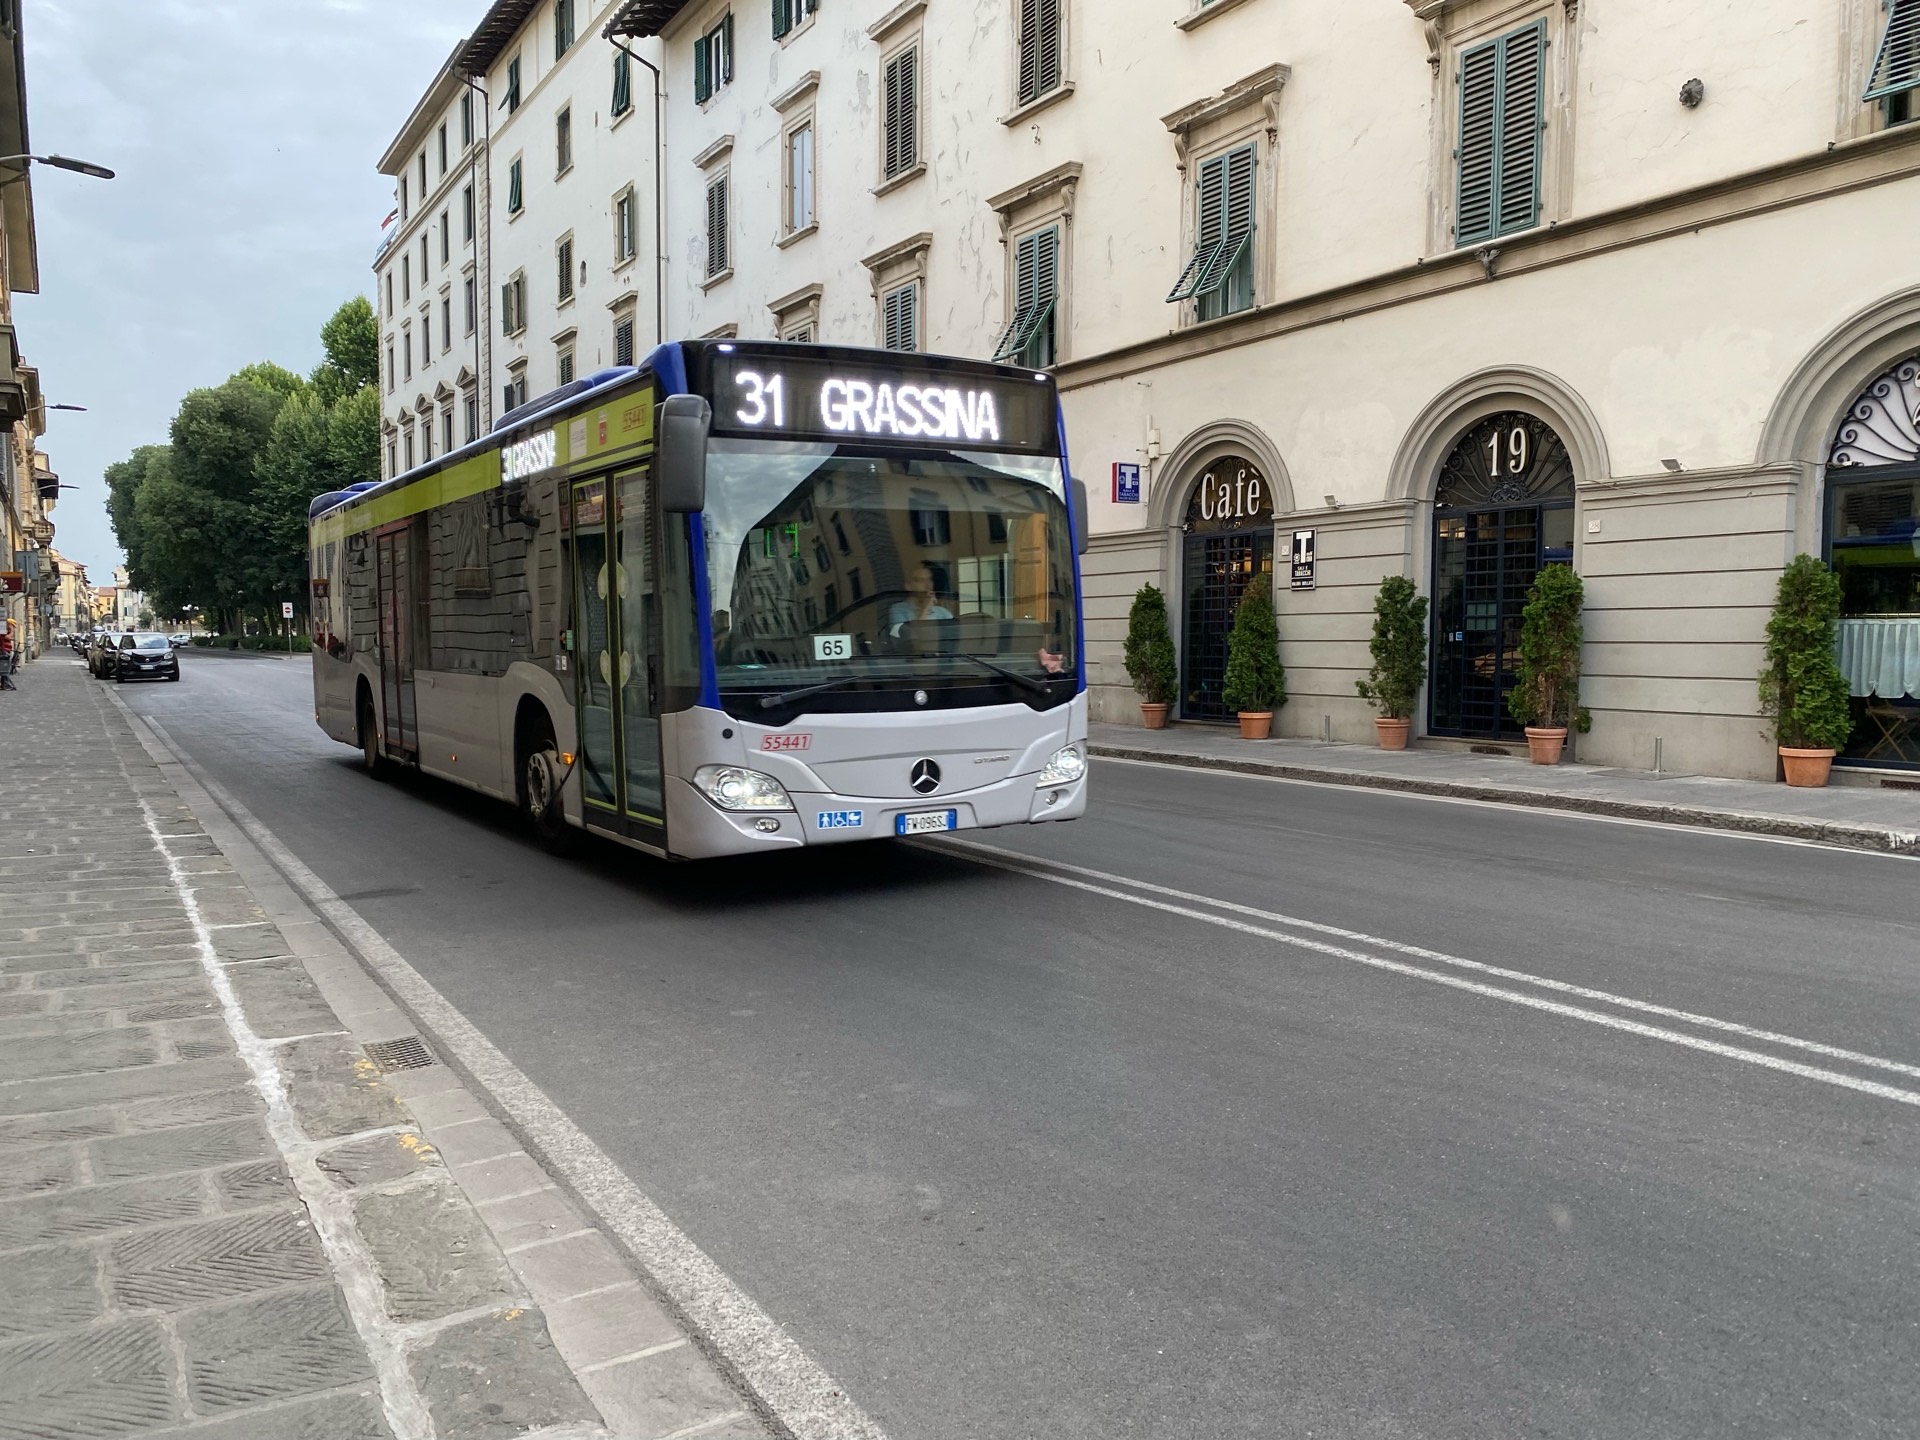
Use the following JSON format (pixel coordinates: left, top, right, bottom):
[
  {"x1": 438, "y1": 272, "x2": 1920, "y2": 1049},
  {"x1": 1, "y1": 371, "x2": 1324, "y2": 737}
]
[{"x1": 0, "y1": 153, "x2": 115, "y2": 183}]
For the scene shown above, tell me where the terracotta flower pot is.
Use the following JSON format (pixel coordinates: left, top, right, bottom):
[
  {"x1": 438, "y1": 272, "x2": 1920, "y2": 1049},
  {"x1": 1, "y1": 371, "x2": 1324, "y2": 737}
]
[
  {"x1": 1779, "y1": 746, "x2": 1836, "y2": 788},
  {"x1": 1524, "y1": 726, "x2": 1568, "y2": 765},
  {"x1": 1140, "y1": 703, "x2": 1170, "y2": 730},
  {"x1": 1237, "y1": 711, "x2": 1273, "y2": 740},
  {"x1": 1374, "y1": 718, "x2": 1411, "y2": 751}
]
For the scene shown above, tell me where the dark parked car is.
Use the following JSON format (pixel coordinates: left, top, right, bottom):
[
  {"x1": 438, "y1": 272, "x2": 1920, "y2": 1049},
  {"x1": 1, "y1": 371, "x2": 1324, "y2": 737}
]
[
  {"x1": 113, "y1": 633, "x2": 180, "y2": 683},
  {"x1": 87, "y1": 632, "x2": 128, "y2": 678}
]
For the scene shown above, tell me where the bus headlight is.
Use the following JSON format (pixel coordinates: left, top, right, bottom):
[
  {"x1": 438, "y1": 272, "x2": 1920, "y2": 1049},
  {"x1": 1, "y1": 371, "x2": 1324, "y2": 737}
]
[
  {"x1": 1036, "y1": 744, "x2": 1086, "y2": 787},
  {"x1": 693, "y1": 765, "x2": 795, "y2": 811}
]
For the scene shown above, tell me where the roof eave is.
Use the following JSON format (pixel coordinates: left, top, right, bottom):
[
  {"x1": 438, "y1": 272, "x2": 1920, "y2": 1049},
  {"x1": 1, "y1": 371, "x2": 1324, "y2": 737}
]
[
  {"x1": 604, "y1": 0, "x2": 696, "y2": 41},
  {"x1": 376, "y1": 46, "x2": 469, "y2": 175},
  {"x1": 0, "y1": 9, "x2": 38, "y2": 294}
]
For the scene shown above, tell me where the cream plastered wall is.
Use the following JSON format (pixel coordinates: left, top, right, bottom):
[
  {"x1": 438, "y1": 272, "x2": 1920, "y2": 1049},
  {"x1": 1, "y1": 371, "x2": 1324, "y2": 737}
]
[{"x1": 485, "y1": 1, "x2": 662, "y2": 406}]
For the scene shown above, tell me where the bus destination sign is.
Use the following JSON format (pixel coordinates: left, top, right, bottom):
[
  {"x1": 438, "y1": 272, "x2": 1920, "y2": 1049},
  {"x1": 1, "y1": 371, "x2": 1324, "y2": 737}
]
[{"x1": 706, "y1": 352, "x2": 1056, "y2": 453}]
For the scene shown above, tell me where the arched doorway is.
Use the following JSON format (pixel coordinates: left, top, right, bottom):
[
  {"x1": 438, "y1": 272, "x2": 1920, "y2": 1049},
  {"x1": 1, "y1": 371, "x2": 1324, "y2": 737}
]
[
  {"x1": 1429, "y1": 412, "x2": 1575, "y2": 738},
  {"x1": 1825, "y1": 355, "x2": 1920, "y2": 768},
  {"x1": 1180, "y1": 458, "x2": 1275, "y2": 720}
]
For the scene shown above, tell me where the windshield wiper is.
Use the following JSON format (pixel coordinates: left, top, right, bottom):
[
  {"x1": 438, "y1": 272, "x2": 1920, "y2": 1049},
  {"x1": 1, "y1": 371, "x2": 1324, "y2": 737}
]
[
  {"x1": 756, "y1": 674, "x2": 871, "y2": 710},
  {"x1": 948, "y1": 653, "x2": 1052, "y2": 697}
]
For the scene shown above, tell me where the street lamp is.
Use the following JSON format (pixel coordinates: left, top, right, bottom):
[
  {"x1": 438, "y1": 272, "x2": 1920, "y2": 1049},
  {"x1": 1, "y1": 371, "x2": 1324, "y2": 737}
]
[
  {"x1": 0, "y1": 153, "x2": 115, "y2": 183},
  {"x1": 49, "y1": 403, "x2": 86, "y2": 413}
]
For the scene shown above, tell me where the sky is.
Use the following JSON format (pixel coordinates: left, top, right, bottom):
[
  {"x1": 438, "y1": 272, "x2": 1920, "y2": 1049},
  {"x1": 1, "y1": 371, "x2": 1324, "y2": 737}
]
[{"x1": 20, "y1": 0, "x2": 482, "y2": 582}]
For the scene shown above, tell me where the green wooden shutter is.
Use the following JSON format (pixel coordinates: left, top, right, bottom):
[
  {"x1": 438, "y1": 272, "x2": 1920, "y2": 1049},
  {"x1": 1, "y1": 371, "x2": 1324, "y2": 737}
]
[
  {"x1": 1495, "y1": 22, "x2": 1544, "y2": 236},
  {"x1": 1018, "y1": 0, "x2": 1061, "y2": 105},
  {"x1": 555, "y1": 0, "x2": 573, "y2": 57},
  {"x1": 707, "y1": 176, "x2": 729, "y2": 276},
  {"x1": 883, "y1": 284, "x2": 917, "y2": 352},
  {"x1": 507, "y1": 158, "x2": 522, "y2": 214},
  {"x1": 1866, "y1": 0, "x2": 1920, "y2": 99},
  {"x1": 993, "y1": 227, "x2": 1058, "y2": 362},
  {"x1": 1167, "y1": 153, "x2": 1228, "y2": 302},
  {"x1": 1455, "y1": 38, "x2": 1499, "y2": 245},
  {"x1": 885, "y1": 48, "x2": 918, "y2": 176},
  {"x1": 1457, "y1": 21, "x2": 1544, "y2": 246},
  {"x1": 612, "y1": 51, "x2": 632, "y2": 116},
  {"x1": 773, "y1": 0, "x2": 791, "y2": 40},
  {"x1": 694, "y1": 34, "x2": 712, "y2": 104}
]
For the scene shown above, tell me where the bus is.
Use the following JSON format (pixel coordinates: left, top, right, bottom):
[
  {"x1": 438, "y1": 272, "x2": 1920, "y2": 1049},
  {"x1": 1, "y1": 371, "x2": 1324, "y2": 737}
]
[{"x1": 308, "y1": 341, "x2": 1089, "y2": 860}]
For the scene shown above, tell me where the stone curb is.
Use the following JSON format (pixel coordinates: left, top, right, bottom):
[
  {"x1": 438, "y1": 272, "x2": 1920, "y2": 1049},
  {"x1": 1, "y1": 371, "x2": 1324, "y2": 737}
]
[{"x1": 1088, "y1": 743, "x2": 1920, "y2": 857}]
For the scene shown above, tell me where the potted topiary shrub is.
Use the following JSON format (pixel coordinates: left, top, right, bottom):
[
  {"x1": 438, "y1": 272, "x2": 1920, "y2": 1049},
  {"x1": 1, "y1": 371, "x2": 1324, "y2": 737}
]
[
  {"x1": 1507, "y1": 563, "x2": 1588, "y2": 765},
  {"x1": 1355, "y1": 574, "x2": 1429, "y2": 750},
  {"x1": 1222, "y1": 573, "x2": 1287, "y2": 739},
  {"x1": 1123, "y1": 583, "x2": 1179, "y2": 729},
  {"x1": 1758, "y1": 554, "x2": 1854, "y2": 787}
]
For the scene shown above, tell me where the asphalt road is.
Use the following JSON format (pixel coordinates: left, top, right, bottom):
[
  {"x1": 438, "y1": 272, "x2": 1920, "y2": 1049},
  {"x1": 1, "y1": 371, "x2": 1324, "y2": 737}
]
[{"x1": 112, "y1": 648, "x2": 1920, "y2": 1439}]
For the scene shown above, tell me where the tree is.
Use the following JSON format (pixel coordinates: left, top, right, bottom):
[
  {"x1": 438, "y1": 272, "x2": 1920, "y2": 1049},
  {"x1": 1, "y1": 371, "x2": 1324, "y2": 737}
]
[
  {"x1": 1759, "y1": 555, "x2": 1854, "y2": 751},
  {"x1": 1123, "y1": 584, "x2": 1178, "y2": 706},
  {"x1": 1222, "y1": 574, "x2": 1286, "y2": 714},
  {"x1": 1507, "y1": 564, "x2": 1587, "y2": 730},
  {"x1": 1355, "y1": 575, "x2": 1429, "y2": 720},
  {"x1": 103, "y1": 445, "x2": 170, "y2": 590},
  {"x1": 328, "y1": 382, "x2": 381, "y2": 486},
  {"x1": 314, "y1": 296, "x2": 379, "y2": 404}
]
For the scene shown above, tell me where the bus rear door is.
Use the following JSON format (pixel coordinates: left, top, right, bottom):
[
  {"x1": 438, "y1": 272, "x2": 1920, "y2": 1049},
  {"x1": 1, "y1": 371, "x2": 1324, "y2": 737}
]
[{"x1": 375, "y1": 521, "x2": 420, "y2": 760}]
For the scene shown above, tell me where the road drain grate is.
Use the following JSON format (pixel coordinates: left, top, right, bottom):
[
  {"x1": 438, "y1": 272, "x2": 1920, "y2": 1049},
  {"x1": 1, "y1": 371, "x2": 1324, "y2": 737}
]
[
  {"x1": 1469, "y1": 745, "x2": 1514, "y2": 757},
  {"x1": 363, "y1": 1036, "x2": 436, "y2": 1072}
]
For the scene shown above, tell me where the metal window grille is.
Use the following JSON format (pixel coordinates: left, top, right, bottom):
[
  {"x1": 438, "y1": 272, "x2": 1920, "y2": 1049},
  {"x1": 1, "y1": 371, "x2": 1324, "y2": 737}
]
[
  {"x1": 882, "y1": 282, "x2": 918, "y2": 352},
  {"x1": 1867, "y1": 0, "x2": 1920, "y2": 99},
  {"x1": 1016, "y1": 0, "x2": 1062, "y2": 105},
  {"x1": 884, "y1": 46, "x2": 918, "y2": 177},
  {"x1": 1167, "y1": 145, "x2": 1253, "y2": 304},
  {"x1": 612, "y1": 50, "x2": 633, "y2": 115},
  {"x1": 507, "y1": 158, "x2": 523, "y2": 213},
  {"x1": 1455, "y1": 20, "x2": 1544, "y2": 247},
  {"x1": 557, "y1": 236, "x2": 574, "y2": 302},
  {"x1": 615, "y1": 314, "x2": 636, "y2": 367},
  {"x1": 706, "y1": 174, "x2": 730, "y2": 276},
  {"x1": 992, "y1": 226, "x2": 1057, "y2": 364},
  {"x1": 556, "y1": 107, "x2": 573, "y2": 173}
]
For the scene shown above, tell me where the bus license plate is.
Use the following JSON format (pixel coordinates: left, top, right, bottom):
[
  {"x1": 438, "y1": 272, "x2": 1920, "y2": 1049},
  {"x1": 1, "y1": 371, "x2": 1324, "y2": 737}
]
[{"x1": 896, "y1": 810, "x2": 957, "y2": 836}]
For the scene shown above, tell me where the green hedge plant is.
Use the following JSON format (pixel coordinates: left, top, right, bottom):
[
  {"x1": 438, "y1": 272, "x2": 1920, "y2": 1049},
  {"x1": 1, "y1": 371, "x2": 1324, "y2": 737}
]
[
  {"x1": 1355, "y1": 575, "x2": 1429, "y2": 719},
  {"x1": 1507, "y1": 563, "x2": 1586, "y2": 731},
  {"x1": 1222, "y1": 574, "x2": 1287, "y2": 714},
  {"x1": 1123, "y1": 584, "x2": 1179, "y2": 706},
  {"x1": 1758, "y1": 554, "x2": 1854, "y2": 750}
]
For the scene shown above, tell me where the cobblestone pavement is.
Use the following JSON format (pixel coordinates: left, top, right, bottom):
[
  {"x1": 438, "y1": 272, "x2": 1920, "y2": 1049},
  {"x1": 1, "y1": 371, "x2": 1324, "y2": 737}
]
[{"x1": 0, "y1": 660, "x2": 768, "y2": 1439}]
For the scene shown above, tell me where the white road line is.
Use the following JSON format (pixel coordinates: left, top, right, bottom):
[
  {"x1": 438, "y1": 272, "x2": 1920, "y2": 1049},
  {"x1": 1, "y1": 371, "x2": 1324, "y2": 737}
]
[
  {"x1": 945, "y1": 838, "x2": 1920, "y2": 1083},
  {"x1": 134, "y1": 714, "x2": 889, "y2": 1440},
  {"x1": 930, "y1": 839, "x2": 1920, "y2": 1110},
  {"x1": 136, "y1": 798, "x2": 434, "y2": 1440},
  {"x1": 1093, "y1": 753, "x2": 1920, "y2": 860}
]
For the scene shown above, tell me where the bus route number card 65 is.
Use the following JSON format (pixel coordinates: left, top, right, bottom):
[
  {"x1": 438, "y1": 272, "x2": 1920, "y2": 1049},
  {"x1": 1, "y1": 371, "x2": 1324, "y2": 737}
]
[{"x1": 897, "y1": 810, "x2": 959, "y2": 836}]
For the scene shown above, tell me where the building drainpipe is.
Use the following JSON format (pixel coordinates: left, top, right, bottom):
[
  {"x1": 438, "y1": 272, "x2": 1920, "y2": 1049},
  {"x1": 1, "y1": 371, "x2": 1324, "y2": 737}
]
[
  {"x1": 606, "y1": 34, "x2": 666, "y2": 346},
  {"x1": 471, "y1": 74, "x2": 494, "y2": 430}
]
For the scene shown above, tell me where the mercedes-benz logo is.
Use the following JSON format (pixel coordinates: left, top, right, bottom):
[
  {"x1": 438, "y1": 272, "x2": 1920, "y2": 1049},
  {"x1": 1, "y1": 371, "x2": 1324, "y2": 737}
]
[{"x1": 909, "y1": 759, "x2": 942, "y2": 794}]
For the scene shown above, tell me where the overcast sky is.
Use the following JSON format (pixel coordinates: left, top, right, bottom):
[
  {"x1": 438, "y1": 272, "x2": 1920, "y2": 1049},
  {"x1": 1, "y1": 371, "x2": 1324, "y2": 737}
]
[{"x1": 21, "y1": 0, "x2": 480, "y2": 582}]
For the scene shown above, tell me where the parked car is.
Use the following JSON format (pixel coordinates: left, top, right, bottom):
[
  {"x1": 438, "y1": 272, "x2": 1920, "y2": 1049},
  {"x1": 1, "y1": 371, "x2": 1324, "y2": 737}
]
[
  {"x1": 114, "y1": 633, "x2": 181, "y2": 683},
  {"x1": 87, "y1": 632, "x2": 127, "y2": 678},
  {"x1": 167, "y1": 633, "x2": 190, "y2": 648}
]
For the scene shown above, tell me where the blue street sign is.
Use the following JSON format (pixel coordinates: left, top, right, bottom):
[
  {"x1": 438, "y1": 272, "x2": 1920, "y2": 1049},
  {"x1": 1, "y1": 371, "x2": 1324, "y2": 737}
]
[{"x1": 1113, "y1": 462, "x2": 1141, "y2": 504}]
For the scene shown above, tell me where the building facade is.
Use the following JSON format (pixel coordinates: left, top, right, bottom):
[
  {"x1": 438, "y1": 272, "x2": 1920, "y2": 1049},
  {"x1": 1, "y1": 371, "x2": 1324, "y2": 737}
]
[
  {"x1": 598, "y1": 0, "x2": 1920, "y2": 780},
  {"x1": 46, "y1": 548, "x2": 89, "y2": 635}
]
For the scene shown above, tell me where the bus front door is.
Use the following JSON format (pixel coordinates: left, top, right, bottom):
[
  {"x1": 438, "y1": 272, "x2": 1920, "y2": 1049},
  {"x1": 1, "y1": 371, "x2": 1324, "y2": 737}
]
[
  {"x1": 374, "y1": 522, "x2": 418, "y2": 760},
  {"x1": 570, "y1": 470, "x2": 664, "y2": 847}
]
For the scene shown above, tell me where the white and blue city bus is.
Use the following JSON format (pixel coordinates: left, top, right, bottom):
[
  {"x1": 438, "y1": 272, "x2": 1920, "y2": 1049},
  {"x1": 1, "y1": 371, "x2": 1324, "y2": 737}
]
[{"x1": 308, "y1": 341, "x2": 1089, "y2": 859}]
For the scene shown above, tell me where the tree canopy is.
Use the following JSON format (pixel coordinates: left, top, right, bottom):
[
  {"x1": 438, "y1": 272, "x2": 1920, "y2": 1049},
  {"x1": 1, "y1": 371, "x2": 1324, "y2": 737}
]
[{"x1": 103, "y1": 298, "x2": 381, "y2": 634}]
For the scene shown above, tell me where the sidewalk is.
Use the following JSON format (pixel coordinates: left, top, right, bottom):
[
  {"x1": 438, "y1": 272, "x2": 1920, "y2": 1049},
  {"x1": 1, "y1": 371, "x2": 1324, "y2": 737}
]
[
  {"x1": 1088, "y1": 721, "x2": 1920, "y2": 855},
  {"x1": 0, "y1": 658, "x2": 767, "y2": 1438}
]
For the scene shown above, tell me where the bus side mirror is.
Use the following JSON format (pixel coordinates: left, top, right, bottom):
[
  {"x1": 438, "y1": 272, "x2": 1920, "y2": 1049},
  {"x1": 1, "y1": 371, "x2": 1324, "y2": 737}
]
[
  {"x1": 1070, "y1": 476, "x2": 1089, "y2": 556},
  {"x1": 657, "y1": 394, "x2": 711, "y2": 513}
]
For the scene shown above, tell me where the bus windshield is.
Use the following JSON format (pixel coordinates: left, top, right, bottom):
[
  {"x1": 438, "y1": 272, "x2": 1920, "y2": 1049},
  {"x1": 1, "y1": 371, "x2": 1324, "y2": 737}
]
[{"x1": 702, "y1": 438, "x2": 1078, "y2": 716}]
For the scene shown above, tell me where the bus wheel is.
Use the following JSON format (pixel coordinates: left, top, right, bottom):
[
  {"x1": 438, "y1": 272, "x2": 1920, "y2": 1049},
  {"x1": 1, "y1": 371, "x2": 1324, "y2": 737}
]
[
  {"x1": 358, "y1": 693, "x2": 384, "y2": 777},
  {"x1": 523, "y1": 743, "x2": 573, "y2": 852}
]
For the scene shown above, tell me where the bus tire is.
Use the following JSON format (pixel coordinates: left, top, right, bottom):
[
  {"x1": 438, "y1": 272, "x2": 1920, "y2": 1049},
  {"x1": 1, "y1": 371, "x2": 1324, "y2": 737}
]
[
  {"x1": 517, "y1": 713, "x2": 573, "y2": 853},
  {"x1": 357, "y1": 690, "x2": 385, "y2": 777}
]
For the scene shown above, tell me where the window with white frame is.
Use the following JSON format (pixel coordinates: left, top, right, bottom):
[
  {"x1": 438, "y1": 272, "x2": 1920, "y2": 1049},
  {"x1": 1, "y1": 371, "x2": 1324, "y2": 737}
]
[
  {"x1": 464, "y1": 275, "x2": 476, "y2": 334},
  {"x1": 786, "y1": 120, "x2": 815, "y2": 233},
  {"x1": 463, "y1": 183, "x2": 475, "y2": 242},
  {"x1": 399, "y1": 175, "x2": 409, "y2": 220},
  {"x1": 557, "y1": 233, "x2": 575, "y2": 304},
  {"x1": 883, "y1": 44, "x2": 918, "y2": 179},
  {"x1": 773, "y1": 0, "x2": 816, "y2": 40},
  {"x1": 770, "y1": 282, "x2": 821, "y2": 343},
  {"x1": 993, "y1": 226, "x2": 1057, "y2": 367},
  {"x1": 440, "y1": 295, "x2": 452, "y2": 352},
  {"x1": 505, "y1": 53, "x2": 522, "y2": 112},
  {"x1": 404, "y1": 423, "x2": 416, "y2": 470},
  {"x1": 443, "y1": 407, "x2": 455, "y2": 454},
  {"x1": 555, "y1": 0, "x2": 575, "y2": 57},
  {"x1": 1167, "y1": 143, "x2": 1255, "y2": 320},
  {"x1": 402, "y1": 323, "x2": 413, "y2": 378},
  {"x1": 612, "y1": 49, "x2": 634, "y2": 117},
  {"x1": 463, "y1": 388, "x2": 478, "y2": 442},
  {"x1": 461, "y1": 91, "x2": 473, "y2": 147},
  {"x1": 504, "y1": 363, "x2": 528, "y2": 413},
  {"x1": 385, "y1": 341, "x2": 395, "y2": 392},
  {"x1": 694, "y1": 14, "x2": 734, "y2": 104},
  {"x1": 614, "y1": 186, "x2": 637, "y2": 263},
  {"x1": 438, "y1": 123, "x2": 448, "y2": 174},
  {"x1": 705, "y1": 172, "x2": 731, "y2": 278},
  {"x1": 439, "y1": 210, "x2": 449, "y2": 265},
  {"x1": 881, "y1": 281, "x2": 918, "y2": 352},
  {"x1": 507, "y1": 156, "x2": 524, "y2": 215},
  {"x1": 421, "y1": 307, "x2": 431, "y2": 359},
  {"x1": 388, "y1": 437, "x2": 398, "y2": 475},
  {"x1": 417, "y1": 151, "x2": 428, "y2": 198},
  {"x1": 422, "y1": 416, "x2": 433, "y2": 463},
  {"x1": 556, "y1": 106, "x2": 573, "y2": 175},
  {"x1": 385, "y1": 271, "x2": 394, "y2": 317},
  {"x1": 1015, "y1": 0, "x2": 1064, "y2": 107},
  {"x1": 402, "y1": 254, "x2": 411, "y2": 302}
]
